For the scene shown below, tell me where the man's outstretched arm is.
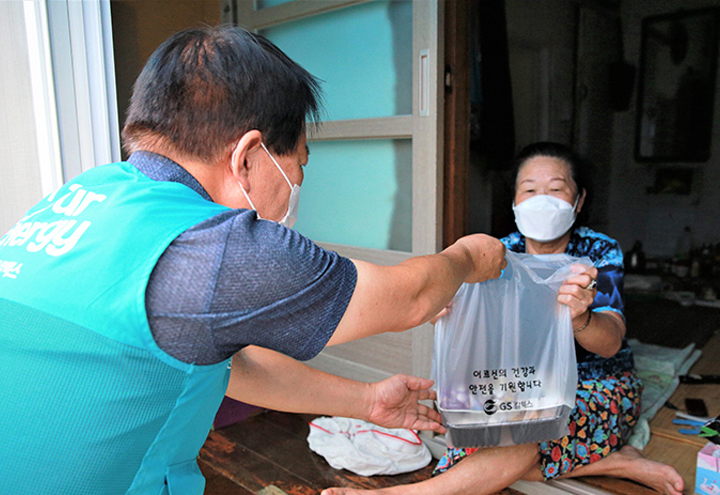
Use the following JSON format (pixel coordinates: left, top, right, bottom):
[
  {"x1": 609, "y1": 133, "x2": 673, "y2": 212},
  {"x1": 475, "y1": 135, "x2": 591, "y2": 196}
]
[{"x1": 226, "y1": 345, "x2": 446, "y2": 433}]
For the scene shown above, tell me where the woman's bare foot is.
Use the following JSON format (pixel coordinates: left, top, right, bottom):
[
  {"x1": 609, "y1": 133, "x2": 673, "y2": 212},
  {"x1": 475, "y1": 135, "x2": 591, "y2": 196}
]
[
  {"x1": 615, "y1": 445, "x2": 684, "y2": 495},
  {"x1": 565, "y1": 445, "x2": 684, "y2": 495}
]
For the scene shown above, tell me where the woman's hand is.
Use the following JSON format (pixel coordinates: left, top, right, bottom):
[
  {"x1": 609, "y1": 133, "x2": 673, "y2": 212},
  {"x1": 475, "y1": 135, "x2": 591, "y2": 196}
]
[
  {"x1": 557, "y1": 265, "x2": 598, "y2": 323},
  {"x1": 557, "y1": 265, "x2": 625, "y2": 357}
]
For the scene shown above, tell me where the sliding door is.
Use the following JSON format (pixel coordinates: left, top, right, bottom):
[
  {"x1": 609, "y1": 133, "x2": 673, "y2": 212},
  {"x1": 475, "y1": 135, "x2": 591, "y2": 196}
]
[{"x1": 233, "y1": 0, "x2": 444, "y2": 382}]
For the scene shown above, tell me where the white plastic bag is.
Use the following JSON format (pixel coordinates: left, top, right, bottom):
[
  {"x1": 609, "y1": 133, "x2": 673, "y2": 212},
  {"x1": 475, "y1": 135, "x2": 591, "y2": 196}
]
[{"x1": 432, "y1": 251, "x2": 592, "y2": 448}]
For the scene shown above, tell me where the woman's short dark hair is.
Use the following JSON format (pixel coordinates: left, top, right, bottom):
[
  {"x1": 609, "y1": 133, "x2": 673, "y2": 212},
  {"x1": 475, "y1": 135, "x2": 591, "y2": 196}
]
[
  {"x1": 122, "y1": 26, "x2": 322, "y2": 160},
  {"x1": 512, "y1": 141, "x2": 589, "y2": 196}
]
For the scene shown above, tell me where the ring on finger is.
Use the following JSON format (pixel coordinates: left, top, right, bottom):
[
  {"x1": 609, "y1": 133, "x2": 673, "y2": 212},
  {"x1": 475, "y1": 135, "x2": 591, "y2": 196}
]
[{"x1": 585, "y1": 279, "x2": 597, "y2": 290}]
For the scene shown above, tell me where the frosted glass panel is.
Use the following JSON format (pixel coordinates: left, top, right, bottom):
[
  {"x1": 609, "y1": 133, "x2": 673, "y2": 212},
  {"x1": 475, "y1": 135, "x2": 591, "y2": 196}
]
[
  {"x1": 295, "y1": 139, "x2": 411, "y2": 252},
  {"x1": 256, "y1": 0, "x2": 293, "y2": 8},
  {"x1": 260, "y1": 1, "x2": 412, "y2": 120}
]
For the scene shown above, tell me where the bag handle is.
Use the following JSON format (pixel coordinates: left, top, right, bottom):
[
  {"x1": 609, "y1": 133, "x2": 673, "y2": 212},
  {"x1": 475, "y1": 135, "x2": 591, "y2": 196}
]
[{"x1": 508, "y1": 251, "x2": 593, "y2": 286}]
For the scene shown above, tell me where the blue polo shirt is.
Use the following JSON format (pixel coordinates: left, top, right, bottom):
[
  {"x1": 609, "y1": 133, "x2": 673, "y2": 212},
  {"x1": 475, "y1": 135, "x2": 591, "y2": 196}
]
[{"x1": 133, "y1": 151, "x2": 358, "y2": 364}]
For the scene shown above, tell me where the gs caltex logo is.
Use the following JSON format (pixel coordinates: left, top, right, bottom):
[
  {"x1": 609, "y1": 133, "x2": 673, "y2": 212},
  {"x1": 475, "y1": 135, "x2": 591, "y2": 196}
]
[{"x1": 483, "y1": 399, "x2": 498, "y2": 415}]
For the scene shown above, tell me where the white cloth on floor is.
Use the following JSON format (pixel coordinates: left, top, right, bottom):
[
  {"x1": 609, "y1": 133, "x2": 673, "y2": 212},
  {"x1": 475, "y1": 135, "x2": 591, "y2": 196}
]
[{"x1": 307, "y1": 416, "x2": 432, "y2": 476}]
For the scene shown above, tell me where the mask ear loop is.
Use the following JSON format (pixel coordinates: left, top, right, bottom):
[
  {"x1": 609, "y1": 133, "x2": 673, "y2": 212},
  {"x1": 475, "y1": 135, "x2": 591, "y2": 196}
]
[
  {"x1": 261, "y1": 142, "x2": 294, "y2": 189},
  {"x1": 238, "y1": 183, "x2": 260, "y2": 217}
]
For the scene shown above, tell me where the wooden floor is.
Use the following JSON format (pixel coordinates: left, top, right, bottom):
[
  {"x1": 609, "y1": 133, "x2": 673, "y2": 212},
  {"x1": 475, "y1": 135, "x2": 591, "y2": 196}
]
[
  {"x1": 199, "y1": 410, "x2": 521, "y2": 495},
  {"x1": 200, "y1": 331, "x2": 720, "y2": 495}
]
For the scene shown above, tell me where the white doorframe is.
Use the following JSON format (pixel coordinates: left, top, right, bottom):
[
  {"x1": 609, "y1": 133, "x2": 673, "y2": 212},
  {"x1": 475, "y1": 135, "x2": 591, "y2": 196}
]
[
  {"x1": 411, "y1": 0, "x2": 444, "y2": 380},
  {"x1": 22, "y1": 0, "x2": 63, "y2": 197},
  {"x1": 45, "y1": 0, "x2": 120, "y2": 180}
]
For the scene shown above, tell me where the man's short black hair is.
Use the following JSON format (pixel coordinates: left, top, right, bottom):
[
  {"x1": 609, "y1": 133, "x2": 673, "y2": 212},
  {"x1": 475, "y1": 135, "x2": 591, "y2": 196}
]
[{"x1": 122, "y1": 26, "x2": 322, "y2": 160}]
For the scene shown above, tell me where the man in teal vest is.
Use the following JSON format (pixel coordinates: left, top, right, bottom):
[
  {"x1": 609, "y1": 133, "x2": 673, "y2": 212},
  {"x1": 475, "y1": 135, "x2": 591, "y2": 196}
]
[{"x1": 0, "y1": 26, "x2": 506, "y2": 494}]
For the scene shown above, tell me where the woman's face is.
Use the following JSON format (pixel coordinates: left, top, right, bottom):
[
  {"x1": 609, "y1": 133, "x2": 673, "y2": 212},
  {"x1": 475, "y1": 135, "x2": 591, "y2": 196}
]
[{"x1": 514, "y1": 155, "x2": 579, "y2": 207}]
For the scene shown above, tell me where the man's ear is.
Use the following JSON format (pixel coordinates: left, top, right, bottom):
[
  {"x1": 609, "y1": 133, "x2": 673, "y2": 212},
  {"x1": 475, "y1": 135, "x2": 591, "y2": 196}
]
[{"x1": 230, "y1": 130, "x2": 264, "y2": 189}]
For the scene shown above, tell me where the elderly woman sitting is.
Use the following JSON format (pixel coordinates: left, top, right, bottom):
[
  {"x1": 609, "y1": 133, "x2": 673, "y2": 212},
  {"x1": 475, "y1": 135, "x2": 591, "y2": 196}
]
[{"x1": 321, "y1": 142, "x2": 684, "y2": 495}]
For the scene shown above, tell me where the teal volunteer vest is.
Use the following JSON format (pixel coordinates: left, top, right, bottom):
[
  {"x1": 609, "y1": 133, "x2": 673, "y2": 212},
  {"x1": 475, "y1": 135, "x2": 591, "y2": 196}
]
[{"x1": 0, "y1": 163, "x2": 232, "y2": 494}]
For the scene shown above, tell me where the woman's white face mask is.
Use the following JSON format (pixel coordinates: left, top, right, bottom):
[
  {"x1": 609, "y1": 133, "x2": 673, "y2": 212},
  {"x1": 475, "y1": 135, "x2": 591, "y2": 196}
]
[
  {"x1": 237, "y1": 142, "x2": 300, "y2": 228},
  {"x1": 512, "y1": 194, "x2": 578, "y2": 242}
]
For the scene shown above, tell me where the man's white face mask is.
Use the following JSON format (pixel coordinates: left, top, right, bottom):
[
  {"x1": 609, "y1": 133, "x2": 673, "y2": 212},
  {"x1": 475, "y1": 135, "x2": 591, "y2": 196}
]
[
  {"x1": 512, "y1": 194, "x2": 578, "y2": 242},
  {"x1": 237, "y1": 142, "x2": 300, "y2": 229}
]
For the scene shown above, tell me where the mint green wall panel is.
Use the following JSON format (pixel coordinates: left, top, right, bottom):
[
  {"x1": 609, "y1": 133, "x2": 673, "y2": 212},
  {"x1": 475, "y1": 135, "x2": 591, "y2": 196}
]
[
  {"x1": 260, "y1": 0, "x2": 412, "y2": 120},
  {"x1": 256, "y1": 0, "x2": 293, "y2": 8},
  {"x1": 295, "y1": 139, "x2": 411, "y2": 251}
]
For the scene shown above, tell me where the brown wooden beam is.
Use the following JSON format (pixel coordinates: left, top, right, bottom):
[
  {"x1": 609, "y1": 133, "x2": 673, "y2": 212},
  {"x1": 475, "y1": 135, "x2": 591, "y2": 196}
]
[{"x1": 442, "y1": 0, "x2": 471, "y2": 248}]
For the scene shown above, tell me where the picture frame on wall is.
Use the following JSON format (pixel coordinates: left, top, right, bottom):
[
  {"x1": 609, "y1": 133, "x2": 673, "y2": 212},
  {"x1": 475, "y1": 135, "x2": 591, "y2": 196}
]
[{"x1": 635, "y1": 8, "x2": 720, "y2": 162}]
